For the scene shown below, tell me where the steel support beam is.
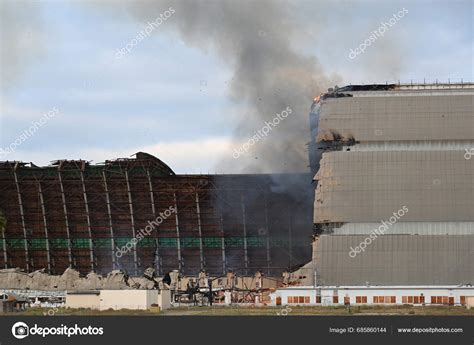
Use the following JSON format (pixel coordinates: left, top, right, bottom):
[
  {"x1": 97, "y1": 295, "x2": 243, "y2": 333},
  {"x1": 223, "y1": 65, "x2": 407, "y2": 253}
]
[
  {"x1": 37, "y1": 181, "x2": 52, "y2": 273},
  {"x1": 220, "y1": 211, "x2": 226, "y2": 275},
  {"x1": 263, "y1": 192, "x2": 271, "y2": 276},
  {"x1": 80, "y1": 170, "x2": 94, "y2": 272},
  {"x1": 240, "y1": 193, "x2": 249, "y2": 275},
  {"x1": 102, "y1": 171, "x2": 116, "y2": 270},
  {"x1": 2, "y1": 224, "x2": 7, "y2": 268},
  {"x1": 124, "y1": 169, "x2": 138, "y2": 275},
  {"x1": 13, "y1": 164, "x2": 29, "y2": 271},
  {"x1": 146, "y1": 169, "x2": 161, "y2": 275},
  {"x1": 57, "y1": 169, "x2": 73, "y2": 267},
  {"x1": 173, "y1": 192, "x2": 182, "y2": 271},
  {"x1": 195, "y1": 191, "x2": 204, "y2": 270},
  {"x1": 288, "y1": 210, "x2": 293, "y2": 268}
]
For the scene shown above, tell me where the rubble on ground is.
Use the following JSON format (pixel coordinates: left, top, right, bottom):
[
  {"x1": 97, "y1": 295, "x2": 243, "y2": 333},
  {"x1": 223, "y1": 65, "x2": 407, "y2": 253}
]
[{"x1": 0, "y1": 267, "x2": 160, "y2": 291}]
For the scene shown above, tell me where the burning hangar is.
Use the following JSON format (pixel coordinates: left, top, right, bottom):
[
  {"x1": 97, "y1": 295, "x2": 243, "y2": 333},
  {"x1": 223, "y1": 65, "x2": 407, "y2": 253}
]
[
  {"x1": 271, "y1": 82, "x2": 474, "y2": 307},
  {"x1": 0, "y1": 152, "x2": 313, "y2": 277}
]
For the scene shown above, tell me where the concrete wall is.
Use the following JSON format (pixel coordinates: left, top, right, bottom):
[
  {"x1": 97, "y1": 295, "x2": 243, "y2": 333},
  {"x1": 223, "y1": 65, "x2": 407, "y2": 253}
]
[
  {"x1": 466, "y1": 296, "x2": 474, "y2": 309},
  {"x1": 271, "y1": 286, "x2": 474, "y2": 306},
  {"x1": 158, "y1": 289, "x2": 171, "y2": 310},
  {"x1": 65, "y1": 290, "x2": 172, "y2": 311},
  {"x1": 66, "y1": 292, "x2": 100, "y2": 310},
  {"x1": 99, "y1": 290, "x2": 158, "y2": 311}
]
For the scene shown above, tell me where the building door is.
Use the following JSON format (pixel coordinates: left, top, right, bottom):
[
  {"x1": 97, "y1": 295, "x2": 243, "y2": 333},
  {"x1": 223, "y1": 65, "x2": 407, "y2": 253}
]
[
  {"x1": 449, "y1": 297, "x2": 454, "y2": 306},
  {"x1": 276, "y1": 297, "x2": 281, "y2": 306},
  {"x1": 344, "y1": 297, "x2": 350, "y2": 305}
]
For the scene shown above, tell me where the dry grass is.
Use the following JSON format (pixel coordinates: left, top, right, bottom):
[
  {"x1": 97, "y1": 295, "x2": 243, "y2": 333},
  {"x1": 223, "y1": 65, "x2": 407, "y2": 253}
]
[
  {"x1": 5, "y1": 305, "x2": 474, "y2": 317},
  {"x1": 161, "y1": 305, "x2": 474, "y2": 316}
]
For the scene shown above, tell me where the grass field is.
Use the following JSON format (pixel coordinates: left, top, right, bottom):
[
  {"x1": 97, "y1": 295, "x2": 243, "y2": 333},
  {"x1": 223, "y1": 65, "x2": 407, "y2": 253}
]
[{"x1": 5, "y1": 305, "x2": 474, "y2": 316}]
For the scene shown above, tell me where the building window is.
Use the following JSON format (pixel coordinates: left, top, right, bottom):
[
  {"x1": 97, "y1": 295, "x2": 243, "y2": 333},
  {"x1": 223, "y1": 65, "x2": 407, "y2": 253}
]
[
  {"x1": 333, "y1": 296, "x2": 339, "y2": 304},
  {"x1": 355, "y1": 296, "x2": 367, "y2": 304},
  {"x1": 287, "y1": 296, "x2": 310, "y2": 304},
  {"x1": 316, "y1": 296, "x2": 321, "y2": 304},
  {"x1": 373, "y1": 296, "x2": 396, "y2": 304},
  {"x1": 431, "y1": 296, "x2": 450, "y2": 305},
  {"x1": 403, "y1": 296, "x2": 425, "y2": 304}
]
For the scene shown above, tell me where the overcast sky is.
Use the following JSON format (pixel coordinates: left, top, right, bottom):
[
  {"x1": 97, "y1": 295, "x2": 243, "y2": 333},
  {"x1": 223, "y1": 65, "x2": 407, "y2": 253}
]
[{"x1": 1, "y1": 0, "x2": 472, "y2": 173}]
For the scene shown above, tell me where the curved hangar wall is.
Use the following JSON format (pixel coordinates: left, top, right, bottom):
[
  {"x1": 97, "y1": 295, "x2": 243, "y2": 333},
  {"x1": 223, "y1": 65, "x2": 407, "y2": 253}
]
[{"x1": 310, "y1": 84, "x2": 474, "y2": 286}]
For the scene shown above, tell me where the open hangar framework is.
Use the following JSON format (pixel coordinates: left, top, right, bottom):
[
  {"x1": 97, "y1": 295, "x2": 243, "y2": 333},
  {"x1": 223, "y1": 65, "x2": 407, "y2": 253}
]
[{"x1": 0, "y1": 152, "x2": 313, "y2": 277}]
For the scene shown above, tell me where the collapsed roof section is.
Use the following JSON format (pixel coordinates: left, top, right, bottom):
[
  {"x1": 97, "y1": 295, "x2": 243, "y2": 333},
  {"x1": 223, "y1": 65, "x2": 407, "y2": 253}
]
[{"x1": 0, "y1": 152, "x2": 176, "y2": 177}]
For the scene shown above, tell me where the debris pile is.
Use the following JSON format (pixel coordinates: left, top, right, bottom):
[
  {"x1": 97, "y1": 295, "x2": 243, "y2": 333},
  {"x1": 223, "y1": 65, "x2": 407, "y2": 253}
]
[{"x1": 0, "y1": 268, "x2": 162, "y2": 291}]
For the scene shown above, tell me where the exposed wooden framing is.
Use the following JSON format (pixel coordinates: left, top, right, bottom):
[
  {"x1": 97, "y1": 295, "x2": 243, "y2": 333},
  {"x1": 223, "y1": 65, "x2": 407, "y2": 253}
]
[
  {"x1": 2, "y1": 223, "x2": 7, "y2": 268},
  {"x1": 263, "y1": 192, "x2": 271, "y2": 275},
  {"x1": 288, "y1": 209, "x2": 293, "y2": 268},
  {"x1": 195, "y1": 191, "x2": 204, "y2": 270},
  {"x1": 80, "y1": 170, "x2": 94, "y2": 272},
  {"x1": 57, "y1": 167, "x2": 73, "y2": 267},
  {"x1": 173, "y1": 191, "x2": 182, "y2": 271},
  {"x1": 102, "y1": 170, "x2": 116, "y2": 270},
  {"x1": 220, "y1": 210, "x2": 226, "y2": 275},
  {"x1": 13, "y1": 164, "x2": 29, "y2": 271},
  {"x1": 146, "y1": 169, "x2": 161, "y2": 275},
  {"x1": 124, "y1": 169, "x2": 138, "y2": 275},
  {"x1": 37, "y1": 181, "x2": 52, "y2": 273},
  {"x1": 240, "y1": 193, "x2": 249, "y2": 274}
]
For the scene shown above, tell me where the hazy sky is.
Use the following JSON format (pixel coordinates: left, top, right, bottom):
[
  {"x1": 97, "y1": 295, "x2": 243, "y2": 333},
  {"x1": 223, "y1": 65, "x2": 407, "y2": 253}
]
[{"x1": 1, "y1": 0, "x2": 472, "y2": 173}]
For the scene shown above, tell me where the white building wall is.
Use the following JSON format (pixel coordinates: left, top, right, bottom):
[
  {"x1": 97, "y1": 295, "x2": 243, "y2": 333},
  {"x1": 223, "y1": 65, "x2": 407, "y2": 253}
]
[
  {"x1": 99, "y1": 290, "x2": 158, "y2": 311},
  {"x1": 271, "y1": 286, "x2": 474, "y2": 307}
]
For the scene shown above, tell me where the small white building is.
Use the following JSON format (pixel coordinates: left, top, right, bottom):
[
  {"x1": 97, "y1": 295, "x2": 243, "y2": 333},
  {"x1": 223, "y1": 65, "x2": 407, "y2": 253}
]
[
  {"x1": 271, "y1": 285, "x2": 474, "y2": 306},
  {"x1": 66, "y1": 289, "x2": 171, "y2": 311}
]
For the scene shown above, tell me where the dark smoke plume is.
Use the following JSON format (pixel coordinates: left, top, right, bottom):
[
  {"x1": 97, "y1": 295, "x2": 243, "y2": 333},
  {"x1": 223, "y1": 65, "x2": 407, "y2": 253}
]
[{"x1": 113, "y1": 0, "x2": 339, "y2": 173}]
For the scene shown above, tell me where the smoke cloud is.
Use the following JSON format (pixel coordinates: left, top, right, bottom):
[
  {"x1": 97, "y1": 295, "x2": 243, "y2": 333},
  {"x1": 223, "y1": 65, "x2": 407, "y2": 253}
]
[{"x1": 113, "y1": 0, "x2": 339, "y2": 173}]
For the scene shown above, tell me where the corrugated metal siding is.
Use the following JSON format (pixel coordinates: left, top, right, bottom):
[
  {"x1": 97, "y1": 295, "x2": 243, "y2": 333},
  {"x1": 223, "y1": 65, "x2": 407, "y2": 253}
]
[
  {"x1": 314, "y1": 150, "x2": 474, "y2": 223},
  {"x1": 332, "y1": 222, "x2": 474, "y2": 235},
  {"x1": 314, "y1": 235, "x2": 474, "y2": 285},
  {"x1": 316, "y1": 94, "x2": 474, "y2": 142}
]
